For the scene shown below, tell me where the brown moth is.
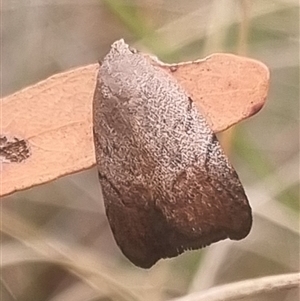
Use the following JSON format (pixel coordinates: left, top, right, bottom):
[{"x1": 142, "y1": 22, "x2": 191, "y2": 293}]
[{"x1": 93, "y1": 39, "x2": 252, "y2": 268}]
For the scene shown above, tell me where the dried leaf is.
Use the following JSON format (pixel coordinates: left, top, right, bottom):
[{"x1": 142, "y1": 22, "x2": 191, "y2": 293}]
[
  {"x1": 0, "y1": 54, "x2": 269, "y2": 197},
  {"x1": 155, "y1": 54, "x2": 269, "y2": 132}
]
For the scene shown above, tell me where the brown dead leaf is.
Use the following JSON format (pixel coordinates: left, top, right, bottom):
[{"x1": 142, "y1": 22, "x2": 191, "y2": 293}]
[
  {"x1": 157, "y1": 54, "x2": 269, "y2": 132},
  {"x1": 0, "y1": 54, "x2": 269, "y2": 197}
]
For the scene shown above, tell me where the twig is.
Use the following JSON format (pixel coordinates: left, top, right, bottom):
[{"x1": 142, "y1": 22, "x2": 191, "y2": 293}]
[{"x1": 171, "y1": 272, "x2": 300, "y2": 301}]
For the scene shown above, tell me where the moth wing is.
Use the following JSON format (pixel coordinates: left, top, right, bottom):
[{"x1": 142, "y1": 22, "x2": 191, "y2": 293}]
[{"x1": 156, "y1": 157, "x2": 252, "y2": 260}]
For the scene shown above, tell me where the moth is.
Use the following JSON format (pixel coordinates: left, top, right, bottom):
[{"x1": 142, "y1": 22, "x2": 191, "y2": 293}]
[{"x1": 93, "y1": 39, "x2": 252, "y2": 268}]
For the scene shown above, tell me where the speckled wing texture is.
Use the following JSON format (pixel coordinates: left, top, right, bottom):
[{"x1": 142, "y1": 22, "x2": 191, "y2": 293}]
[{"x1": 93, "y1": 39, "x2": 252, "y2": 268}]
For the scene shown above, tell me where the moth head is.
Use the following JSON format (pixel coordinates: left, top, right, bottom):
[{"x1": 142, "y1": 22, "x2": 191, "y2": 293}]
[{"x1": 97, "y1": 40, "x2": 149, "y2": 101}]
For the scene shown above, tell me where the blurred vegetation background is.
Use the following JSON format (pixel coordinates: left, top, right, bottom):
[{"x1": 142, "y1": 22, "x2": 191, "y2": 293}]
[{"x1": 1, "y1": 1, "x2": 299, "y2": 301}]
